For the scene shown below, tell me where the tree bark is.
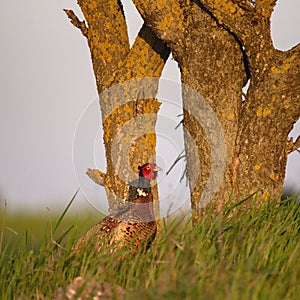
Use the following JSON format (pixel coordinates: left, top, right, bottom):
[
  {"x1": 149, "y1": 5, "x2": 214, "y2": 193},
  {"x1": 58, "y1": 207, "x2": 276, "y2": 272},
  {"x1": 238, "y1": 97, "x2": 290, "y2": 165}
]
[{"x1": 199, "y1": 0, "x2": 300, "y2": 200}]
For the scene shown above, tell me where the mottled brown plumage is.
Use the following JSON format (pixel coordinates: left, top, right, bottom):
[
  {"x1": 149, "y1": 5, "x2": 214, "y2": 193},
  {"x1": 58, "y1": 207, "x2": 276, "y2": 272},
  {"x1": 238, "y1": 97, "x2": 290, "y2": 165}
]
[{"x1": 74, "y1": 163, "x2": 161, "y2": 254}]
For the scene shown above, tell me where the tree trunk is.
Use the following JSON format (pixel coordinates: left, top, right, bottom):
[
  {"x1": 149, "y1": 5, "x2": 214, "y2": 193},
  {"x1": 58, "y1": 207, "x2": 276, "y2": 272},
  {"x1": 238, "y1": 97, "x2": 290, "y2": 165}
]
[
  {"x1": 235, "y1": 46, "x2": 300, "y2": 199},
  {"x1": 65, "y1": 1, "x2": 169, "y2": 215},
  {"x1": 132, "y1": 0, "x2": 300, "y2": 220}
]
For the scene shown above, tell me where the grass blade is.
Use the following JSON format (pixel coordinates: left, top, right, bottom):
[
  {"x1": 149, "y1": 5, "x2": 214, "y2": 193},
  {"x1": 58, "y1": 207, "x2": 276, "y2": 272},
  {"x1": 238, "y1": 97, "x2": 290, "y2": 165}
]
[
  {"x1": 53, "y1": 189, "x2": 79, "y2": 234},
  {"x1": 0, "y1": 200, "x2": 7, "y2": 254},
  {"x1": 224, "y1": 190, "x2": 259, "y2": 217},
  {"x1": 56, "y1": 224, "x2": 75, "y2": 245}
]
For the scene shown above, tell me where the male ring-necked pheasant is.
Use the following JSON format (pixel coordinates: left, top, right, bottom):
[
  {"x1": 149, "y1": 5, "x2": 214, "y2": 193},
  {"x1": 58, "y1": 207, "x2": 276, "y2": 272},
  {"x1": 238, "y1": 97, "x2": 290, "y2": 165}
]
[{"x1": 74, "y1": 163, "x2": 162, "y2": 254}]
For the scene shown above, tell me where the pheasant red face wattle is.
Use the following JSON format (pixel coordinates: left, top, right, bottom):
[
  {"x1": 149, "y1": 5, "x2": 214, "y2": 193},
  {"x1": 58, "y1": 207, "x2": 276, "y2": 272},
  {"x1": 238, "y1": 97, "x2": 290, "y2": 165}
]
[{"x1": 138, "y1": 163, "x2": 163, "y2": 180}]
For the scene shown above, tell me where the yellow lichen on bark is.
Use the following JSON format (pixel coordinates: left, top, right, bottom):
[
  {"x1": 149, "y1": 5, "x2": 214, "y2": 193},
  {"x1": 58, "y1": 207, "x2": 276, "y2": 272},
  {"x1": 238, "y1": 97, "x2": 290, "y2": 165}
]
[
  {"x1": 256, "y1": 0, "x2": 276, "y2": 19},
  {"x1": 203, "y1": 0, "x2": 245, "y2": 23},
  {"x1": 256, "y1": 105, "x2": 272, "y2": 117},
  {"x1": 132, "y1": 0, "x2": 186, "y2": 39},
  {"x1": 105, "y1": 25, "x2": 169, "y2": 88},
  {"x1": 271, "y1": 55, "x2": 295, "y2": 74},
  {"x1": 130, "y1": 134, "x2": 157, "y2": 168},
  {"x1": 269, "y1": 173, "x2": 279, "y2": 181},
  {"x1": 83, "y1": 0, "x2": 98, "y2": 11},
  {"x1": 254, "y1": 164, "x2": 262, "y2": 171},
  {"x1": 158, "y1": 14, "x2": 175, "y2": 32},
  {"x1": 156, "y1": 0, "x2": 165, "y2": 10}
]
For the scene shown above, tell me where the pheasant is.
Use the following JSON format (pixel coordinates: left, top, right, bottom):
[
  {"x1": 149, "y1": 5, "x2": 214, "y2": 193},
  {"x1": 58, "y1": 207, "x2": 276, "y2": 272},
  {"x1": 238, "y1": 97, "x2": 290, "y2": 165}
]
[{"x1": 74, "y1": 163, "x2": 162, "y2": 254}]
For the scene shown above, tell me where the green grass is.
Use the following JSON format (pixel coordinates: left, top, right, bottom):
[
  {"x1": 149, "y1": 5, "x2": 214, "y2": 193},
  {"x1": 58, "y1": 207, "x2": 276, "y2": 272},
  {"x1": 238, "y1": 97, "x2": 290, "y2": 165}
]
[{"x1": 0, "y1": 196, "x2": 300, "y2": 299}]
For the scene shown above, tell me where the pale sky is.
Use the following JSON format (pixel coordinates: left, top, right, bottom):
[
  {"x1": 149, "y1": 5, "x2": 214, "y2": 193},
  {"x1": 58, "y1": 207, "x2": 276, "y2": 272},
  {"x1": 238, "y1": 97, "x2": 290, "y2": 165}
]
[{"x1": 0, "y1": 0, "x2": 299, "y2": 214}]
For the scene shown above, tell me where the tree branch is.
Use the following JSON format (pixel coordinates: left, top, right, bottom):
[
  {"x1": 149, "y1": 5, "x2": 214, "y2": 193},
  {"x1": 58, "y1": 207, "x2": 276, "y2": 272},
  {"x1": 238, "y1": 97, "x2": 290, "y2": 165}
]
[
  {"x1": 86, "y1": 168, "x2": 106, "y2": 186},
  {"x1": 77, "y1": 0, "x2": 130, "y2": 91},
  {"x1": 105, "y1": 24, "x2": 170, "y2": 87},
  {"x1": 287, "y1": 136, "x2": 300, "y2": 154},
  {"x1": 63, "y1": 9, "x2": 88, "y2": 38},
  {"x1": 277, "y1": 43, "x2": 300, "y2": 116},
  {"x1": 256, "y1": 0, "x2": 277, "y2": 19},
  {"x1": 131, "y1": 0, "x2": 186, "y2": 45},
  {"x1": 166, "y1": 150, "x2": 185, "y2": 175}
]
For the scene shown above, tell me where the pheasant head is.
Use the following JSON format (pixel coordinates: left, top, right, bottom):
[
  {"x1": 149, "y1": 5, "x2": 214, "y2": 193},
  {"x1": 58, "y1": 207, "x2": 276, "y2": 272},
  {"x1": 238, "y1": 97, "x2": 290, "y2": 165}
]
[{"x1": 138, "y1": 163, "x2": 162, "y2": 181}]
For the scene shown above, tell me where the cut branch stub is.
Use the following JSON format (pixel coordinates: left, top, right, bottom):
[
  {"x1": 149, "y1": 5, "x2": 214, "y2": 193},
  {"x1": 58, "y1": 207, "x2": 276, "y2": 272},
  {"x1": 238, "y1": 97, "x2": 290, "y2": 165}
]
[
  {"x1": 63, "y1": 9, "x2": 88, "y2": 37},
  {"x1": 86, "y1": 168, "x2": 106, "y2": 186},
  {"x1": 287, "y1": 136, "x2": 300, "y2": 154}
]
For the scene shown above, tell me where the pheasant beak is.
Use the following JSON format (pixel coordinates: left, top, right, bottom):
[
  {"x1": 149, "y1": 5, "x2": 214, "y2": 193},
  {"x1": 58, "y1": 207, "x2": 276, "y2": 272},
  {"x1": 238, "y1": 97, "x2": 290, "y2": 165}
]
[{"x1": 153, "y1": 165, "x2": 163, "y2": 172}]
